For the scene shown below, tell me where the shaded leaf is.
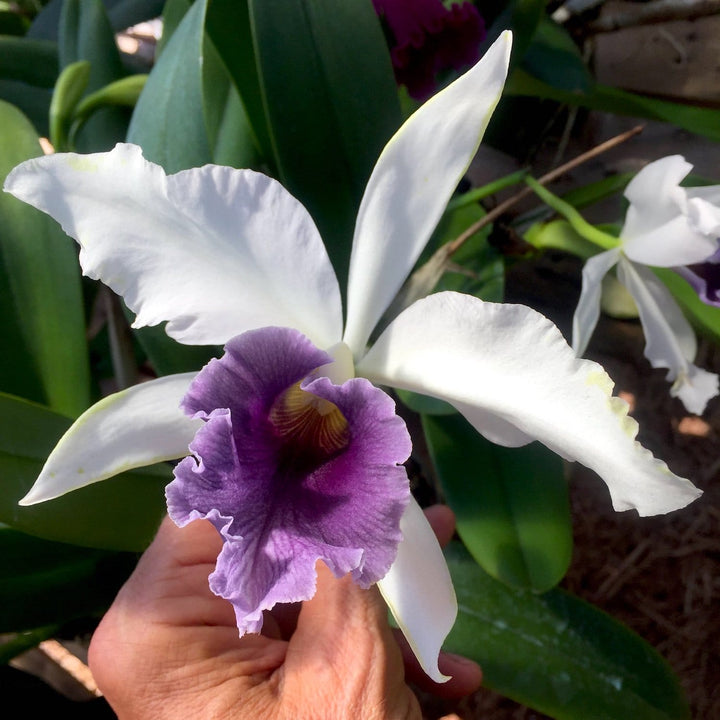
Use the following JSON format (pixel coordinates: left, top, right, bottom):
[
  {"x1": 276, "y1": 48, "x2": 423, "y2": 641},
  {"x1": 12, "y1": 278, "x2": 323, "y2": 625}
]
[
  {"x1": 424, "y1": 413, "x2": 572, "y2": 591},
  {"x1": 0, "y1": 392, "x2": 169, "y2": 552},
  {"x1": 0, "y1": 527, "x2": 136, "y2": 632},
  {"x1": 249, "y1": 0, "x2": 401, "y2": 289}
]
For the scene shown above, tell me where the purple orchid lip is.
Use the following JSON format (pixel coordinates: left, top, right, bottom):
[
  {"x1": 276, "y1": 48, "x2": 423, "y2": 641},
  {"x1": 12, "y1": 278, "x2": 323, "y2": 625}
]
[
  {"x1": 166, "y1": 326, "x2": 412, "y2": 634},
  {"x1": 373, "y1": 0, "x2": 486, "y2": 100},
  {"x1": 675, "y1": 246, "x2": 720, "y2": 307}
]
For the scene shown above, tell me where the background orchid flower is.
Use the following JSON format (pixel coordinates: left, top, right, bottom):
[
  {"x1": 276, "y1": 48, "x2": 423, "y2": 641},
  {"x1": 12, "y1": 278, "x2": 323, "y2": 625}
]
[
  {"x1": 3, "y1": 32, "x2": 702, "y2": 682},
  {"x1": 372, "y1": 0, "x2": 485, "y2": 100},
  {"x1": 572, "y1": 155, "x2": 720, "y2": 415}
]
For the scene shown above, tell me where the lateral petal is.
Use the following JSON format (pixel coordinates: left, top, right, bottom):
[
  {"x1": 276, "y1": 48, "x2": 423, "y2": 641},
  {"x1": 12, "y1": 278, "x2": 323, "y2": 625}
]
[
  {"x1": 572, "y1": 248, "x2": 621, "y2": 356},
  {"x1": 4, "y1": 144, "x2": 343, "y2": 349},
  {"x1": 343, "y1": 31, "x2": 512, "y2": 355},
  {"x1": 358, "y1": 291, "x2": 702, "y2": 516},
  {"x1": 621, "y1": 156, "x2": 717, "y2": 266},
  {"x1": 378, "y1": 498, "x2": 456, "y2": 684},
  {"x1": 617, "y1": 258, "x2": 719, "y2": 415},
  {"x1": 20, "y1": 373, "x2": 200, "y2": 505}
]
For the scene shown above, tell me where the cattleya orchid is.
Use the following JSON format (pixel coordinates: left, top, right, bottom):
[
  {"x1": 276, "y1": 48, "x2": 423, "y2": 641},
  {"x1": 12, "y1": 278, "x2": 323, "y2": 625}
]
[
  {"x1": 372, "y1": 0, "x2": 485, "y2": 100},
  {"x1": 572, "y1": 155, "x2": 720, "y2": 415},
  {"x1": 4, "y1": 34, "x2": 703, "y2": 682}
]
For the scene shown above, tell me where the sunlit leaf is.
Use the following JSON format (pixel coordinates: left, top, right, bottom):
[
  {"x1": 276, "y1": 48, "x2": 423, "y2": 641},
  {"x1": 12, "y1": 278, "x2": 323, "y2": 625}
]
[
  {"x1": 0, "y1": 100, "x2": 90, "y2": 416},
  {"x1": 446, "y1": 542, "x2": 691, "y2": 720}
]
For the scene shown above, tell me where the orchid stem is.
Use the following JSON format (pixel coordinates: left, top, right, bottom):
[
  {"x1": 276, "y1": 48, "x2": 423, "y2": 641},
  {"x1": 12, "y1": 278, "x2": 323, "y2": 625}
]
[
  {"x1": 445, "y1": 123, "x2": 643, "y2": 257},
  {"x1": 524, "y1": 176, "x2": 619, "y2": 250},
  {"x1": 446, "y1": 168, "x2": 529, "y2": 212}
]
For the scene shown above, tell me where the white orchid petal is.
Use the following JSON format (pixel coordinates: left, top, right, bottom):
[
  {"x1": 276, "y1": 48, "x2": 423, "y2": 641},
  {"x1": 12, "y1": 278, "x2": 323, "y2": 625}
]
[
  {"x1": 20, "y1": 374, "x2": 200, "y2": 505},
  {"x1": 623, "y1": 215, "x2": 718, "y2": 267},
  {"x1": 687, "y1": 196, "x2": 720, "y2": 237},
  {"x1": 378, "y1": 498, "x2": 456, "y2": 684},
  {"x1": 621, "y1": 156, "x2": 718, "y2": 266},
  {"x1": 343, "y1": 31, "x2": 512, "y2": 355},
  {"x1": 358, "y1": 292, "x2": 702, "y2": 516},
  {"x1": 4, "y1": 144, "x2": 343, "y2": 349},
  {"x1": 617, "y1": 259, "x2": 719, "y2": 415},
  {"x1": 621, "y1": 155, "x2": 691, "y2": 237},
  {"x1": 572, "y1": 248, "x2": 621, "y2": 356}
]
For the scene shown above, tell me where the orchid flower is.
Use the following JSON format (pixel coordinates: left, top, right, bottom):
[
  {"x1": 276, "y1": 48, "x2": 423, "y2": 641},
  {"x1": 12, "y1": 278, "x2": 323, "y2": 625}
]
[
  {"x1": 4, "y1": 34, "x2": 702, "y2": 682},
  {"x1": 572, "y1": 155, "x2": 720, "y2": 416},
  {"x1": 372, "y1": 0, "x2": 485, "y2": 100}
]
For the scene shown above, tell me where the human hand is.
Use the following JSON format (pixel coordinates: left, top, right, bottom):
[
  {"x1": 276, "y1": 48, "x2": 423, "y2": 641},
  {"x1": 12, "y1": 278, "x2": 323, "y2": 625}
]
[{"x1": 88, "y1": 505, "x2": 481, "y2": 720}]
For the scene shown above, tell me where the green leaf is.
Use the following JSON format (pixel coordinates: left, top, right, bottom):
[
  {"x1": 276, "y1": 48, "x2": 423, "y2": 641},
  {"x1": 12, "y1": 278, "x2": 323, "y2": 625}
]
[
  {"x1": 525, "y1": 219, "x2": 600, "y2": 261},
  {"x1": 248, "y1": 0, "x2": 401, "y2": 289},
  {"x1": 69, "y1": 73, "x2": 147, "y2": 146},
  {"x1": 445, "y1": 542, "x2": 691, "y2": 720},
  {"x1": 107, "y1": 0, "x2": 165, "y2": 32},
  {"x1": 423, "y1": 413, "x2": 572, "y2": 591},
  {"x1": 49, "y1": 59, "x2": 90, "y2": 150},
  {"x1": 482, "y1": 0, "x2": 545, "y2": 68},
  {"x1": 433, "y1": 203, "x2": 505, "y2": 303},
  {"x1": 0, "y1": 392, "x2": 169, "y2": 552},
  {"x1": 0, "y1": 625, "x2": 60, "y2": 663},
  {"x1": 0, "y1": 79, "x2": 52, "y2": 135},
  {"x1": 0, "y1": 100, "x2": 90, "y2": 417},
  {"x1": 0, "y1": 36, "x2": 58, "y2": 87},
  {"x1": 522, "y1": 17, "x2": 593, "y2": 93},
  {"x1": 0, "y1": 527, "x2": 136, "y2": 632},
  {"x1": 126, "y1": 0, "x2": 210, "y2": 171},
  {"x1": 507, "y1": 68, "x2": 720, "y2": 143},
  {"x1": 206, "y1": 0, "x2": 272, "y2": 162},
  {"x1": 654, "y1": 267, "x2": 720, "y2": 347},
  {"x1": 58, "y1": 0, "x2": 129, "y2": 151}
]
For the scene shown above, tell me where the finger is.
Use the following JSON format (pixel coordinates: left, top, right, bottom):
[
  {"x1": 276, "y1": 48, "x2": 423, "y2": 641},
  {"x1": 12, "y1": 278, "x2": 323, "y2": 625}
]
[
  {"x1": 287, "y1": 562, "x2": 400, "y2": 673},
  {"x1": 395, "y1": 627, "x2": 482, "y2": 698},
  {"x1": 422, "y1": 503, "x2": 456, "y2": 547}
]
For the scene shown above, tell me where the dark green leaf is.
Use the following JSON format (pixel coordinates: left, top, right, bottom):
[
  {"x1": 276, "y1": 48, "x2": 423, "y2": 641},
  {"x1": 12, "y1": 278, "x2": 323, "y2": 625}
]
[
  {"x1": 107, "y1": 0, "x2": 165, "y2": 32},
  {"x1": 507, "y1": 69, "x2": 720, "y2": 143},
  {"x1": 482, "y1": 0, "x2": 545, "y2": 67},
  {"x1": 0, "y1": 625, "x2": 60, "y2": 663},
  {"x1": 522, "y1": 17, "x2": 593, "y2": 93},
  {"x1": 0, "y1": 392, "x2": 169, "y2": 551},
  {"x1": 0, "y1": 100, "x2": 90, "y2": 416},
  {"x1": 423, "y1": 413, "x2": 572, "y2": 591},
  {"x1": 248, "y1": 0, "x2": 401, "y2": 289},
  {"x1": 0, "y1": 79, "x2": 52, "y2": 135},
  {"x1": 0, "y1": 527, "x2": 136, "y2": 632},
  {"x1": 59, "y1": 0, "x2": 129, "y2": 151},
  {"x1": 206, "y1": 0, "x2": 272, "y2": 162},
  {"x1": 0, "y1": 37, "x2": 58, "y2": 87},
  {"x1": 127, "y1": 0, "x2": 211, "y2": 171},
  {"x1": 445, "y1": 542, "x2": 691, "y2": 719}
]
